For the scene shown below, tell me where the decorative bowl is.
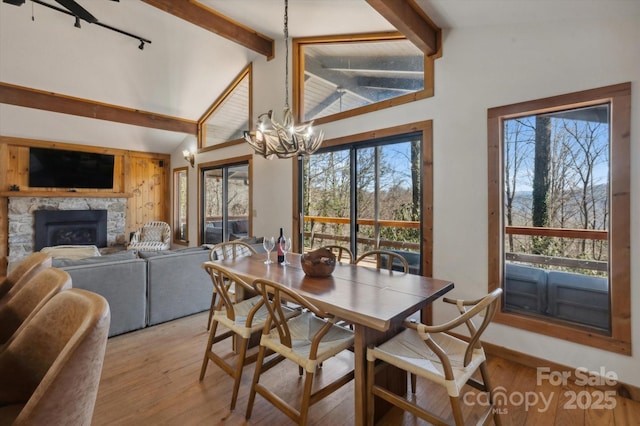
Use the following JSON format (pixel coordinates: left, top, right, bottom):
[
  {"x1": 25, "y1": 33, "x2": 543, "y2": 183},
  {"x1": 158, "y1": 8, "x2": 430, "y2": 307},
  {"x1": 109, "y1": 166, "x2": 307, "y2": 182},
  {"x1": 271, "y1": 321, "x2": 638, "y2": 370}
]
[{"x1": 300, "y1": 248, "x2": 336, "y2": 277}]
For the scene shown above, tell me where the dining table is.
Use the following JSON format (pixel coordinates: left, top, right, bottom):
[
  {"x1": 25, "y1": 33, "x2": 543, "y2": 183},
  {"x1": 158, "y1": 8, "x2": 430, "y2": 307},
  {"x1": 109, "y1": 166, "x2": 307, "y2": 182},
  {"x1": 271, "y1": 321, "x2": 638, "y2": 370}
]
[{"x1": 207, "y1": 251, "x2": 454, "y2": 426}]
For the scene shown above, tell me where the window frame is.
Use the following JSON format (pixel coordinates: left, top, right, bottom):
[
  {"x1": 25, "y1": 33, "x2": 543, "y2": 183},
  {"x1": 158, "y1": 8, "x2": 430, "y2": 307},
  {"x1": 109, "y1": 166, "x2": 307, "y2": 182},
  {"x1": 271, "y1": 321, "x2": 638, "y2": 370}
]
[
  {"x1": 487, "y1": 83, "x2": 631, "y2": 355},
  {"x1": 292, "y1": 32, "x2": 435, "y2": 126},
  {"x1": 172, "y1": 166, "x2": 189, "y2": 246},
  {"x1": 198, "y1": 64, "x2": 252, "y2": 152}
]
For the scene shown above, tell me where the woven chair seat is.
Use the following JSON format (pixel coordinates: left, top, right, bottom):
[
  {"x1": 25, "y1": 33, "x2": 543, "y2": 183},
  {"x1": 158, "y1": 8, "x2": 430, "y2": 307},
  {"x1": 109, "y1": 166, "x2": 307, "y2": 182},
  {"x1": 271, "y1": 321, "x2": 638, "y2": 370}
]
[
  {"x1": 369, "y1": 328, "x2": 485, "y2": 397},
  {"x1": 260, "y1": 310, "x2": 355, "y2": 373}
]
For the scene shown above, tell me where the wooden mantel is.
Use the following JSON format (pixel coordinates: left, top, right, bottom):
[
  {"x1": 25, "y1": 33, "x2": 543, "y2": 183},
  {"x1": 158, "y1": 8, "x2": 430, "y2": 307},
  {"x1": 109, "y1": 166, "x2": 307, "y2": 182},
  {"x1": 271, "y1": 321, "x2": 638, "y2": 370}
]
[{"x1": 0, "y1": 191, "x2": 133, "y2": 198}]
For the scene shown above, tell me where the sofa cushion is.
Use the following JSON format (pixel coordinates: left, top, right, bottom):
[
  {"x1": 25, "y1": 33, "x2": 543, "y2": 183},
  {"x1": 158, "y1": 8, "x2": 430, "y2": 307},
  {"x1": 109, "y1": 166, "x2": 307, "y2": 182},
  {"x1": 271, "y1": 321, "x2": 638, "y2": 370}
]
[
  {"x1": 60, "y1": 256, "x2": 147, "y2": 337},
  {"x1": 504, "y1": 263, "x2": 547, "y2": 314},
  {"x1": 52, "y1": 250, "x2": 137, "y2": 267},
  {"x1": 137, "y1": 246, "x2": 208, "y2": 259},
  {"x1": 41, "y1": 245, "x2": 101, "y2": 260},
  {"x1": 547, "y1": 271, "x2": 609, "y2": 329},
  {"x1": 232, "y1": 220, "x2": 249, "y2": 234},
  {"x1": 145, "y1": 249, "x2": 212, "y2": 326}
]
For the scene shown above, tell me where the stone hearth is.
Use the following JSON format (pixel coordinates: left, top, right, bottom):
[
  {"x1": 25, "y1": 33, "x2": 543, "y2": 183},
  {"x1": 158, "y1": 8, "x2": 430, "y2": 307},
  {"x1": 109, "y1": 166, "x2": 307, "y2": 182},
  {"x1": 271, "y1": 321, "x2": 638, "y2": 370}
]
[{"x1": 8, "y1": 197, "x2": 127, "y2": 265}]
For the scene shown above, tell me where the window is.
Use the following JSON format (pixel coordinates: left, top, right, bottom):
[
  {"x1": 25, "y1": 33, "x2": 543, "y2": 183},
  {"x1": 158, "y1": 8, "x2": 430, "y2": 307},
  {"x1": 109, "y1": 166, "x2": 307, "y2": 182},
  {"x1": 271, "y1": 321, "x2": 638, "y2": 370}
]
[
  {"x1": 294, "y1": 121, "x2": 433, "y2": 281},
  {"x1": 293, "y1": 33, "x2": 433, "y2": 125},
  {"x1": 200, "y1": 157, "x2": 252, "y2": 246},
  {"x1": 198, "y1": 65, "x2": 252, "y2": 151},
  {"x1": 173, "y1": 167, "x2": 188, "y2": 245},
  {"x1": 488, "y1": 83, "x2": 631, "y2": 354}
]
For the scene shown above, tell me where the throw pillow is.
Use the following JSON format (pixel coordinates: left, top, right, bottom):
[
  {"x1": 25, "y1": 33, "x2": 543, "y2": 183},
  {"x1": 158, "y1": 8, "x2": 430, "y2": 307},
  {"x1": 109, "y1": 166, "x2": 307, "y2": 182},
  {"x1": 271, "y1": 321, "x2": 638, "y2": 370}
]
[
  {"x1": 140, "y1": 226, "x2": 163, "y2": 242},
  {"x1": 232, "y1": 220, "x2": 249, "y2": 234}
]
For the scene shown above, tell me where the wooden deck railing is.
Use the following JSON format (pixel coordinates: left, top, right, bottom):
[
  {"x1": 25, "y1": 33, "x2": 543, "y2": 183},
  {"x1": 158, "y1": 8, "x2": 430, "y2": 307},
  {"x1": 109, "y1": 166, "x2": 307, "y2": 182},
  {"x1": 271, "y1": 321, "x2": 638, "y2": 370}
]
[
  {"x1": 505, "y1": 225, "x2": 608, "y2": 272},
  {"x1": 303, "y1": 215, "x2": 420, "y2": 251}
]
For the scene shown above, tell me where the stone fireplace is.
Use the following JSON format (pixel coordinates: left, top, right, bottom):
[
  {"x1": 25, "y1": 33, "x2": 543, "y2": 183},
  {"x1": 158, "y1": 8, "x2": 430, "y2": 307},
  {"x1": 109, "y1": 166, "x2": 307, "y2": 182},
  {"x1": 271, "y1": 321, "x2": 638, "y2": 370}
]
[
  {"x1": 34, "y1": 209, "x2": 108, "y2": 251},
  {"x1": 7, "y1": 197, "x2": 127, "y2": 265}
]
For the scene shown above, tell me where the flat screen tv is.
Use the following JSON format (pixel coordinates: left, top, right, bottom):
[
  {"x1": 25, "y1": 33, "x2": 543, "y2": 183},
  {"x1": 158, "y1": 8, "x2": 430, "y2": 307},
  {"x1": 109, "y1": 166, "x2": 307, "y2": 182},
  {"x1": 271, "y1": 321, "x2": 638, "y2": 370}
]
[{"x1": 29, "y1": 147, "x2": 115, "y2": 189}]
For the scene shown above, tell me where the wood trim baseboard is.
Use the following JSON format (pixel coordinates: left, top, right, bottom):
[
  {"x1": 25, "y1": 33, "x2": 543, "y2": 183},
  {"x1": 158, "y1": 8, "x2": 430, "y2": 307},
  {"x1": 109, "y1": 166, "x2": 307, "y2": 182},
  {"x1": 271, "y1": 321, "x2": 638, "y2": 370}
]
[{"x1": 483, "y1": 341, "x2": 640, "y2": 402}]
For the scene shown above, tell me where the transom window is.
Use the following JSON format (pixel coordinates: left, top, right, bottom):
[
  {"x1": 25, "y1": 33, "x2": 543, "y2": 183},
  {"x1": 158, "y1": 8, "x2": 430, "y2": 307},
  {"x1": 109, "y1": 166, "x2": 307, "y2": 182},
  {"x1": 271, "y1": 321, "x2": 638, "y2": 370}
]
[
  {"x1": 198, "y1": 65, "x2": 252, "y2": 151},
  {"x1": 293, "y1": 33, "x2": 433, "y2": 125}
]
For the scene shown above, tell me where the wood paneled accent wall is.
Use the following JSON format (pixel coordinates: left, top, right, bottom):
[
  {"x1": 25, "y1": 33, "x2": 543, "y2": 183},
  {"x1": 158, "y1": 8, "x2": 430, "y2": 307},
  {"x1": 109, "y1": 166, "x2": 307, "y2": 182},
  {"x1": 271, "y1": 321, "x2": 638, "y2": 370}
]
[{"x1": 0, "y1": 136, "x2": 170, "y2": 275}]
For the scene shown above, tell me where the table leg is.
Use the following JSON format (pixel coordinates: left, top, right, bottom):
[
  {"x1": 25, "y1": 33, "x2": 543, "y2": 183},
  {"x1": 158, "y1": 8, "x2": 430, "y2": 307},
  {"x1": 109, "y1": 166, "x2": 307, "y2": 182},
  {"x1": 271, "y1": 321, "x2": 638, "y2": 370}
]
[
  {"x1": 353, "y1": 325, "x2": 367, "y2": 426},
  {"x1": 353, "y1": 324, "x2": 408, "y2": 426}
]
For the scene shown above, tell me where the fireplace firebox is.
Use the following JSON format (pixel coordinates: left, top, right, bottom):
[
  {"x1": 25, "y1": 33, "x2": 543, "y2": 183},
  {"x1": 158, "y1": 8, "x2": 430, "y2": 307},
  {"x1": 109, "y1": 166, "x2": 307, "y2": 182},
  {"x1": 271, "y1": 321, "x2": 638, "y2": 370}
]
[{"x1": 34, "y1": 209, "x2": 108, "y2": 251}]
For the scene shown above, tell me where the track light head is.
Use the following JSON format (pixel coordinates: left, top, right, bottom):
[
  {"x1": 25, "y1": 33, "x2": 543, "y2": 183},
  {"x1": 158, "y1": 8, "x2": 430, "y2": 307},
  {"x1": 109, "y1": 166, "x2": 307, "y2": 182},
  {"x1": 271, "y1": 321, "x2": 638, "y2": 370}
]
[
  {"x1": 139, "y1": 40, "x2": 144, "y2": 50},
  {"x1": 74, "y1": 16, "x2": 81, "y2": 28}
]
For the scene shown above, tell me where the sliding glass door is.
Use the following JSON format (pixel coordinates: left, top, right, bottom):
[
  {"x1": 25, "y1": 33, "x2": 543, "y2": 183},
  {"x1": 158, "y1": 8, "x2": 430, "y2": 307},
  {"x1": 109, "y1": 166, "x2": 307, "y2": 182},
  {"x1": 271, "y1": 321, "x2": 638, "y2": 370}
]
[
  {"x1": 301, "y1": 133, "x2": 422, "y2": 274},
  {"x1": 201, "y1": 162, "x2": 250, "y2": 245}
]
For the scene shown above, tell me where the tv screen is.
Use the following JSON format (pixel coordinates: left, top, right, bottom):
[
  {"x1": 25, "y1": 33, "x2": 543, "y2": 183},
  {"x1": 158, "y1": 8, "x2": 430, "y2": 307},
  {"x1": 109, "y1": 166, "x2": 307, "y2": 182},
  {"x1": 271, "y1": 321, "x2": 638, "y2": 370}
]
[{"x1": 29, "y1": 147, "x2": 115, "y2": 189}]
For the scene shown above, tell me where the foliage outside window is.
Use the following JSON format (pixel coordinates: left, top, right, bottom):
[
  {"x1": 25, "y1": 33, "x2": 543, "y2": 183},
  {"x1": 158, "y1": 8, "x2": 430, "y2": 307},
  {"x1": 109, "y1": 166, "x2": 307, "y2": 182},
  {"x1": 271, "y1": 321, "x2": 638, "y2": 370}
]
[
  {"x1": 488, "y1": 83, "x2": 631, "y2": 354},
  {"x1": 293, "y1": 33, "x2": 433, "y2": 125},
  {"x1": 198, "y1": 65, "x2": 252, "y2": 151},
  {"x1": 173, "y1": 167, "x2": 188, "y2": 245}
]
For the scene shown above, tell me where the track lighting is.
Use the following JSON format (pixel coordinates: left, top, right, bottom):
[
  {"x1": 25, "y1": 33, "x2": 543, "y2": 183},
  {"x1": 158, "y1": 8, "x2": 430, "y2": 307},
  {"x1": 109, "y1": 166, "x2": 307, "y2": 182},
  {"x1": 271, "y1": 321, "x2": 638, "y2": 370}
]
[{"x1": 11, "y1": 0, "x2": 153, "y2": 51}]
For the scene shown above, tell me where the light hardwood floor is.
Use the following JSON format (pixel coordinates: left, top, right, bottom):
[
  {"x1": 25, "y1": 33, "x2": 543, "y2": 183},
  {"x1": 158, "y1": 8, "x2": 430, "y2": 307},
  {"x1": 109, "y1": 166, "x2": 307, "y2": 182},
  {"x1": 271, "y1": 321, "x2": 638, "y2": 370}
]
[{"x1": 93, "y1": 312, "x2": 640, "y2": 425}]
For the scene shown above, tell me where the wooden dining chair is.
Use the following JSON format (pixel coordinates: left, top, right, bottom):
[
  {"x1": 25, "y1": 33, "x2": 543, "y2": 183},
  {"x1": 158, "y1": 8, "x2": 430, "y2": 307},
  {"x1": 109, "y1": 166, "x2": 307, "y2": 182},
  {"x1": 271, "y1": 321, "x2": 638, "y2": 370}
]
[
  {"x1": 0, "y1": 268, "x2": 72, "y2": 348},
  {"x1": 355, "y1": 249, "x2": 409, "y2": 273},
  {"x1": 366, "y1": 288, "x2": 503, "y2": 426},
  {"x1": 321, "y1": 245, "x2": 354, "y2": 263},
  {"x1": 200, "y1": 263, "x2": 296, "y2": 410},
  {"x1": 206, "y1": 240, "x2": 258, "y2": 330},
  {"x1": 246, "y1": 278, "x2": 355, "y2": 425}
]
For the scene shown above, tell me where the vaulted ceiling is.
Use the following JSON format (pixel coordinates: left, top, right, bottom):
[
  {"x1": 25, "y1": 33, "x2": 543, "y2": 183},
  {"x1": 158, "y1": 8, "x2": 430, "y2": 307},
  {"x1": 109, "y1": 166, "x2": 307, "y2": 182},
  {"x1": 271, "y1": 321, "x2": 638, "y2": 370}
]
[{"x1": 0, "y1": 0, "x2": 635, "y2": 153}]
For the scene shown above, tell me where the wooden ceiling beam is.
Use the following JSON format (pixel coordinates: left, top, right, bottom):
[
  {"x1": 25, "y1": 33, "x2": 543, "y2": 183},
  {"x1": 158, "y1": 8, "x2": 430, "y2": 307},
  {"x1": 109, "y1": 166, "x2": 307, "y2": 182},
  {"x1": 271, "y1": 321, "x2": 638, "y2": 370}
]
[
  {"x1": 0, "y1": 82, "x2": 197, "y2": 134},
  {"x1": 141, "y1": 0, "x2": 274, "y2": 60},
  {"x1": 366, "y1": 0, "x2": 440, "y2": 56}
]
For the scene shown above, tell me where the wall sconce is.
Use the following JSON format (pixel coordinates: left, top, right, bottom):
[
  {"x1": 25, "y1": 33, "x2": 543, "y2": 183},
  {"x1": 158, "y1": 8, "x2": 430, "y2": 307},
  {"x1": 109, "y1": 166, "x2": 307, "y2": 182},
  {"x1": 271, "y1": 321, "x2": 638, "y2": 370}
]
[{"x1": 182, "y1": 150, "x2": 195, "y2": 167}]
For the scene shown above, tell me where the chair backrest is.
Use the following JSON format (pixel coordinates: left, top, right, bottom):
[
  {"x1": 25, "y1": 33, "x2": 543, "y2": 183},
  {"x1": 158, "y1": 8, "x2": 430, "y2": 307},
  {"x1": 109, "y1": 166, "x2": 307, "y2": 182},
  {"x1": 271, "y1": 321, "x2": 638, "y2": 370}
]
[
  {"x1": 0, "y1": 252, "x2": 52, "y2": 301},
  {"x1": 253, "y1": 278, "x2": 333, "y2": 356},
  {"x1": 0, "y1": 268, "x2": 72, "y2": 346},
  {"x1": 409, "y1": 288, "x2": 503, "y2": 369},
  {"x1": 355, "y1": 249, "x2": 409, "y2": 273},
  {"x1": 321, "y1": 245, "x2": 353, "y2": 263},
  {"x1": 209, "y1": 240, "x2": 257, "y2": 262},
  {"x1": 202, "y1": 262, "x2": 258, "y2": 324},
  {"x1": 0, "y1": 289, "x2": 110, "y2": 426}
]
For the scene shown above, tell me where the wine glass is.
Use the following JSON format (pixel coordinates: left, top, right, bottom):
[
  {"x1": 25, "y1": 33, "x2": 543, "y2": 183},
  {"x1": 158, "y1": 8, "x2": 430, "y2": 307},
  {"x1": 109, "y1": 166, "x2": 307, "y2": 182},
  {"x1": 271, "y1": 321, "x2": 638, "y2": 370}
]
[
  {"x1": 263, "y1": 236, "x2": 275, "y2": 264},
  {"x1": 280, "y1": 237, "x2": 292, "y2": 265}
]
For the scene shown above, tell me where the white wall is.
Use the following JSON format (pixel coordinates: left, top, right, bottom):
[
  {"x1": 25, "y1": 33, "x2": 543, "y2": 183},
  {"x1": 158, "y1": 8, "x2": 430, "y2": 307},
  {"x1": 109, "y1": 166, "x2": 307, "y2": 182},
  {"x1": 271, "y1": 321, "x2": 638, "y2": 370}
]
[{"x1": 178, "y1": 16, "x2": 640, "y2": 385}]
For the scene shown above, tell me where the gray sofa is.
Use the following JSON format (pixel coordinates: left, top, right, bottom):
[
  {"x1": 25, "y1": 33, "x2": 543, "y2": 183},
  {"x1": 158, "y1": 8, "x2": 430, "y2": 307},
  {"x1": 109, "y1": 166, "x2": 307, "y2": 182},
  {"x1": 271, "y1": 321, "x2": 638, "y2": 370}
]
[
  {"x1": 54, "y1": 247, "x2": 213, "y2": 337},
  {"x1": 504, "y1": 262, "x2": 609, "y2": 330}
]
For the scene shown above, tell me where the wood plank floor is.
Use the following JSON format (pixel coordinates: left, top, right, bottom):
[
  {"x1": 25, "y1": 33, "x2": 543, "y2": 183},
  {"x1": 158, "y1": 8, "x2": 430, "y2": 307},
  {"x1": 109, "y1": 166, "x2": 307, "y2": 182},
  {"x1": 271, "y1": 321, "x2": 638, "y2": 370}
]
[{"x1": 93, "y1": 312, "x2": 640, "y2": 425}]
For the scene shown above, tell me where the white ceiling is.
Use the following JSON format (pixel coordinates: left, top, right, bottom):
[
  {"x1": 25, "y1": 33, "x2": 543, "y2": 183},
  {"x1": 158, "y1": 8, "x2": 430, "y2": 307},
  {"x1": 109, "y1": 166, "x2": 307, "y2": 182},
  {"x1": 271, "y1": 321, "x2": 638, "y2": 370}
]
[{"x1": 0, "y1": 0, "x2": 637, "y2": 153}]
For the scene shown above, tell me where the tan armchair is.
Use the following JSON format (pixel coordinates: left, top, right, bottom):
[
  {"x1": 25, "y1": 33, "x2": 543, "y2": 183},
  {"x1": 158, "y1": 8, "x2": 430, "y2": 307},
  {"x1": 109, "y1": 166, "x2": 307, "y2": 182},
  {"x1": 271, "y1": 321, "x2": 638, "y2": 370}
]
[
  {"x1": 0, "y1": 288, "x2": 110, "y2": 425},
  {"x1": 0, "y1": 268, "x2": 71, "y2": 348},
  {"x1": 127, "y1": 221, "x2": 171, "y2": 251},
  {"x1": 0, "y1": 252, "x2": 52, "y2": 302}
]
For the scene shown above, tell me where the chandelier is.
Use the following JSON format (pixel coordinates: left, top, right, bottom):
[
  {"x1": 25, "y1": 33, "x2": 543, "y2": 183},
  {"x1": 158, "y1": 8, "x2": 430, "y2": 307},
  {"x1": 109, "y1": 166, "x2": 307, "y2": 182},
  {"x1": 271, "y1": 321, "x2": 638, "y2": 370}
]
[{"x1": 243, "y1": 0, "x2": 323, "y2": 159}]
